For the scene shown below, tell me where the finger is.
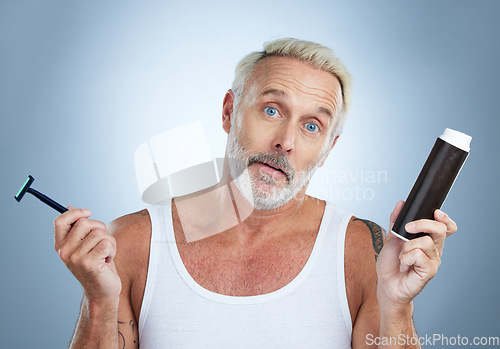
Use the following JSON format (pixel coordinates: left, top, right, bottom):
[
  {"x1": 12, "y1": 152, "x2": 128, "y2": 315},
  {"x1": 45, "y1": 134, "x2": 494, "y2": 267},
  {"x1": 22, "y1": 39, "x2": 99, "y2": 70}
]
[
  {"x1": 404, "y1": 219, "x2": 447, "y2": 254},
  {"x1": 69, "y1": 232, "x2": 116, "y2": 272},
  {"x1": 57, "y1": 218, "x2": 107, "y2": 262},
  {"x1": 66, "y1": 218, "x2": 107, "y2": 244},
  {"x1": 89, "y1": 238, "x2": 117, "y2": 264},
  {"x1": 434, "y1": 209, "x2": 458, "y2": 237},
  {"x1": 399, "y1": 247, "x2": 439, "y2": 278},
  {"x1": 73, "y1": 228, "x2": 115, "y2": 259},
  {"x1": 54, "y1": 208, "x2": 91, "y2": 243},
  {"x1": 400, "y1": 235, "x2": 441, "y2": 262},
  {"x1": 387, "y1": 200, "x2": 405, "y2": 241}
]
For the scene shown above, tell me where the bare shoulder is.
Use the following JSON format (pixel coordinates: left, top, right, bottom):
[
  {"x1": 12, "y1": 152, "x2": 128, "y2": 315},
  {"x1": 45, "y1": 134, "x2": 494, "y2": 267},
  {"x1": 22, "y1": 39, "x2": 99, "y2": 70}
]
[
  {"x1": 345, "y1": 216, "x2": 386, "y2": 325},
  {"x1": 347, "y1": 217, "x2": 385, "y2": 262},
  {"x1": 108, "y1": 209, "x2": 151, "y2": 237},
  {"x1": 107, "y1": 209, "x2": 152, "y2": 282}
]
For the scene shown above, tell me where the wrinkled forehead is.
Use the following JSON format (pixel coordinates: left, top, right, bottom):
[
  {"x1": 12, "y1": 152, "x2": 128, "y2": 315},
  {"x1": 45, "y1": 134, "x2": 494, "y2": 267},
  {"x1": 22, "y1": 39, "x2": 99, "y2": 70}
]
[{"x1": 243, "y1": 56, "x2": 343, "y2": 115}]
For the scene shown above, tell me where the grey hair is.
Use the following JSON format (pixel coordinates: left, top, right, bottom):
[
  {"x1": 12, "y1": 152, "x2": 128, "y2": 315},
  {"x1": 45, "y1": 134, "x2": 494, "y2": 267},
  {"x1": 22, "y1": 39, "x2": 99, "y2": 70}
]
[{"x1": 231, "y1": 38, "x2": 353, "y2": 141}]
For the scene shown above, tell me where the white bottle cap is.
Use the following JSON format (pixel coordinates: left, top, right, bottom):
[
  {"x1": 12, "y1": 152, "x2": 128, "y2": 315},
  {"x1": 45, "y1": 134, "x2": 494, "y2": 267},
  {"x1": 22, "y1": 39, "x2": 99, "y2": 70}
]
[{"x1": 439, "y1": 128, "x2": 472, "y2": 152}]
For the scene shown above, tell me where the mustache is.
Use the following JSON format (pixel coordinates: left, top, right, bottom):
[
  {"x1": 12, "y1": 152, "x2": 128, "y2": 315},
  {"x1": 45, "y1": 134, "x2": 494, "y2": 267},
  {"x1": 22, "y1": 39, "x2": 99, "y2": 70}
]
[{"x1": 247, "y1": 152, "x2": 295, "y2": 182}]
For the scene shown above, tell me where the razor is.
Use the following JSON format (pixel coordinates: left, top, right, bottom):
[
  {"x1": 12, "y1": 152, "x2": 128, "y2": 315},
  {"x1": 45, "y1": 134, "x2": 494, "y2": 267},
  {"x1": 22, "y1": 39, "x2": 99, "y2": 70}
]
[{"x1": 14, "y1": 175, "x2": 68, "y2": 213}]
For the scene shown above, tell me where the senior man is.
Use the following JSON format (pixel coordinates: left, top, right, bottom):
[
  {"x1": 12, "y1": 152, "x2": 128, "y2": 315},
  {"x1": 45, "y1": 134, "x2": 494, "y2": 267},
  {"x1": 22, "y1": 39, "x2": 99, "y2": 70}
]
[{"x1": 54, "y1": 38, "x2": 456, "y2": 348}]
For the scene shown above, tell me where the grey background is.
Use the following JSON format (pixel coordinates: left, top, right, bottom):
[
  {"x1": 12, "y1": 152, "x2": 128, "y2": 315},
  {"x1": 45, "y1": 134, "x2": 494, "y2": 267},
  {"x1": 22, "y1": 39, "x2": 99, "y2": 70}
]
[{"x1": 1, "y1": 0, "x2": 499, "y2": 348}]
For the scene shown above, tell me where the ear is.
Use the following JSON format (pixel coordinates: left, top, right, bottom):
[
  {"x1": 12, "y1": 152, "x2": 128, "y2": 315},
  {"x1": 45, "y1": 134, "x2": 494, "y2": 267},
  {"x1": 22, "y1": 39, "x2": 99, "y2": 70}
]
[
  {"x1": 318, "y1": 135, "x2": 339, "y2": 167},
  {"x1": 222, "y1": 89, "x2": 235, "y2": 135}
]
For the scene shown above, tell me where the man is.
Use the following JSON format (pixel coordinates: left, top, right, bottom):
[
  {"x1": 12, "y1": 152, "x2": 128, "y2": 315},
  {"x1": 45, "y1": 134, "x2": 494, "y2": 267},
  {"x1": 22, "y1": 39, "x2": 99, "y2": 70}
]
[{"x1": 54, "y1": 38, "x2": 457, "y2": 348}]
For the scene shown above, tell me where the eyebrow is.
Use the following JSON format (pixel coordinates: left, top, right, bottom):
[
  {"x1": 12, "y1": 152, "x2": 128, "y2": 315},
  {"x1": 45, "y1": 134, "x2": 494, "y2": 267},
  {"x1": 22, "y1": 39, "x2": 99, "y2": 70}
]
[
  {"x1": 260, "y1": 88, "x2": 333, "y2": 120},
  {"x1": 317, "y1": 106, "x2": 333, "y2": 119},
  {"x1": 261, "y1": 88, "x2": 286, "y2": 97}
]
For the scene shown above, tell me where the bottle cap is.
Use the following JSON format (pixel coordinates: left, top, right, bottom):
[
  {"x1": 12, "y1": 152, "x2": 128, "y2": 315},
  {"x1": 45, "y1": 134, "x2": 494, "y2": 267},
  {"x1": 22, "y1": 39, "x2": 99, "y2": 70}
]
[{"x1": 439, "y1": 128, "x2": 472, "y2": 152}]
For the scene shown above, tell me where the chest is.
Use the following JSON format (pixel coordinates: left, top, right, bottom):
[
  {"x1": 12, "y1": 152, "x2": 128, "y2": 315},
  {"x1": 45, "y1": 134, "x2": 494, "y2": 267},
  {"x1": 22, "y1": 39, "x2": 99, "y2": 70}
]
[{"x1": 176, "y1": 229, "x2": 317, "y2": 297}]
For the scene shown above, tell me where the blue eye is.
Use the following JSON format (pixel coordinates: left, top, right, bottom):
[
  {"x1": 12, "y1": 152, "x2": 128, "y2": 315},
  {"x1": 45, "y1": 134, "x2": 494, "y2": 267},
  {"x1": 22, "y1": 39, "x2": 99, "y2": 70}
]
[
  {"x1": 305, "y1": 122, "x2": 319, "y2": 133},
  {"x1": 264, "y1": 107, "x2": 278, "y2": 117}
]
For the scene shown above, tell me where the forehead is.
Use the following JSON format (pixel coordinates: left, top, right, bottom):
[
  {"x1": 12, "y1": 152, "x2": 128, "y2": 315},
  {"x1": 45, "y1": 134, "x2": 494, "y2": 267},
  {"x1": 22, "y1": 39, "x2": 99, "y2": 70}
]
[{"x1": 244, "y1": 56, "x2": 343, "y2": 113}]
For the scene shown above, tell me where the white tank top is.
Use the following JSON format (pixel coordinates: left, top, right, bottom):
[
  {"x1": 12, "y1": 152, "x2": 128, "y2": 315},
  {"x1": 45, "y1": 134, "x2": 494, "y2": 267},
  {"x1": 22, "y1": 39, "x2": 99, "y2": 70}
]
[{"x1": 139, "y1": 201, "x2": 353, "y2": 348}]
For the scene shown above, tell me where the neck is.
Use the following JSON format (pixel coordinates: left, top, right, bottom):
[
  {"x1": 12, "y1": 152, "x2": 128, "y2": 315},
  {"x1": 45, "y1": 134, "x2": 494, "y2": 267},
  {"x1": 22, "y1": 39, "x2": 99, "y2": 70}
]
[
  {"x1": 216, "y1": 165, "x2": 313, "y2": 243},
  {"x1": 173, "y1": 158, "x2": 319, "y2": 245}
]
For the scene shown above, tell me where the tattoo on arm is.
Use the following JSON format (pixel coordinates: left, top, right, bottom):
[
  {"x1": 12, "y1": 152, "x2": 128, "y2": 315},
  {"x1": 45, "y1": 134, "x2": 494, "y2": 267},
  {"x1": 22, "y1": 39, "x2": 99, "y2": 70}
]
[
  {"x1": 118, "y1": 319, "x2": 139, "y2": 348},
  {"x1": 118, "y1": 330, "x2": 125, "y2": 349},
  {"x1": 353, "y1": 218, "x2": 385, "y2": 261}
]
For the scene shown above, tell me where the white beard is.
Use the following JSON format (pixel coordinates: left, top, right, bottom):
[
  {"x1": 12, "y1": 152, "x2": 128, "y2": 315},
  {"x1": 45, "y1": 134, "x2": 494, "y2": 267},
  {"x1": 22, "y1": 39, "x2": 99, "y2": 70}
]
[{"x1": 226, "y1": 121, "x2": 323, "y2": 211}]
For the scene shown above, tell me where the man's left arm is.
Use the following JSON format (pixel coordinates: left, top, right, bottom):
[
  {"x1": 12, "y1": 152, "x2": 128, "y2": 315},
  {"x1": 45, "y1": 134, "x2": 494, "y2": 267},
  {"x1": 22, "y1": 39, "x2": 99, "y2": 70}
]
[{"x1": 351, "y1": 201, "x2": 458, "y2": 348}]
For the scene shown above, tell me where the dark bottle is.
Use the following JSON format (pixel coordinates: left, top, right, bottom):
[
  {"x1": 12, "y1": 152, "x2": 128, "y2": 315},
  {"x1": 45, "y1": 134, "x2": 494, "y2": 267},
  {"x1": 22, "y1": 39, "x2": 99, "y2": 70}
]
[{"x1": 391, "y1": 128, "x2": 471, "y2": 241}]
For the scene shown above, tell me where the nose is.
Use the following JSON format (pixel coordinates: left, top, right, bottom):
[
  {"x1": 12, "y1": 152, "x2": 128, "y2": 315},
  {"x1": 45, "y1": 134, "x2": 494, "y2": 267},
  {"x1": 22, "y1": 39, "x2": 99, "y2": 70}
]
[{"x1": 273, "y1": 121, "x2": 295, "y2": 153}]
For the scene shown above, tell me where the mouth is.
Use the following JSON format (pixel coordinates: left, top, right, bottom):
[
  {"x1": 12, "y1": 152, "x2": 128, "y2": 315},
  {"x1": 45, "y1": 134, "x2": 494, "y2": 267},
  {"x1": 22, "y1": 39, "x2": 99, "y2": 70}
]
[
  {"x1": 245, "y1": 154, "x2": 293, "y2": 183},
  {"x1": 257, "y1": 161, "x2": 288, "y2": 178},
  {"x1": 261, "y1": 161, "x2": 284, "y2": 172}
]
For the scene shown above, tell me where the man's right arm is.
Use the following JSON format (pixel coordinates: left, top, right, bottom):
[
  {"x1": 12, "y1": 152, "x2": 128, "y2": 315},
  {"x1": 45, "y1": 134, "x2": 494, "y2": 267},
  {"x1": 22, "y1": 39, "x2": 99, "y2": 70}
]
[
  {"x1": 54, "y1": 208, "x2": 139, "y2": 348},
  {"x1": 68, "y1": 285, "x2": 139, "y2": 348}
]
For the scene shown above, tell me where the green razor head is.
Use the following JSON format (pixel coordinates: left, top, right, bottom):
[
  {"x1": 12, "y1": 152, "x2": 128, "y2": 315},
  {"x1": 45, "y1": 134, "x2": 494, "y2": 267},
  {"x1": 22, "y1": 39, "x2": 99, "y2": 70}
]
[{"x1": 15, "y1": 175, "x2": 35, "y2": 202}]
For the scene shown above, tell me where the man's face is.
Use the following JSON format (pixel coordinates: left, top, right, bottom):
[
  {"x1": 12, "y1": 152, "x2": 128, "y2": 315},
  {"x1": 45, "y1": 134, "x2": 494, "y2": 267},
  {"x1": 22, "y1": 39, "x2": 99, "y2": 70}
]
[{"x1": 225, "y1": 56, "x2": 343, "y2": 210}]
